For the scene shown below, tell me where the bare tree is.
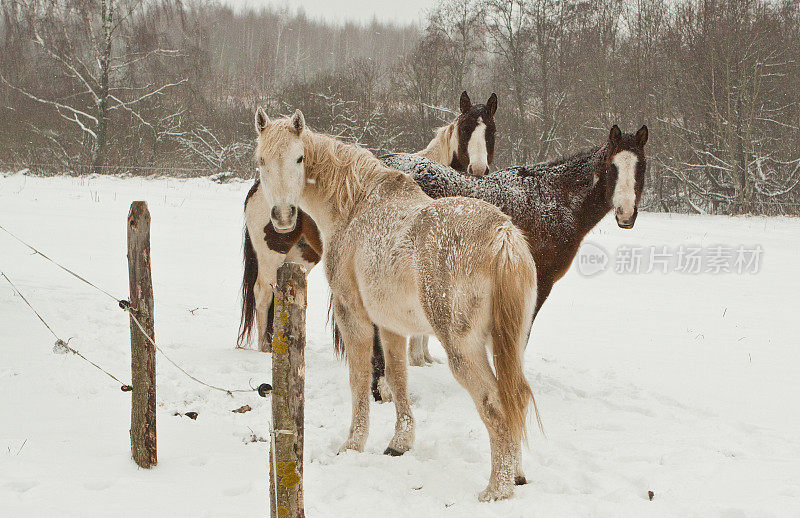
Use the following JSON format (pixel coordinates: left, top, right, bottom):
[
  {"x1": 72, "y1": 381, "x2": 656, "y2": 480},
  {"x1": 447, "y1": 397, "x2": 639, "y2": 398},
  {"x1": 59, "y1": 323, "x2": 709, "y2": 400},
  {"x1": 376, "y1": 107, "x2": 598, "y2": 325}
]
[
  {"x1": 485, "y1": 0, "x2": 534, "y2": 163},
  {"x1": 1, "y1": 0, "x2": 798, "y2": 214},
  {"x1": 659, "y1": 0, "x2": 800, "y2": 214},
  {"x1": 0, "y1": 0, "x2": 186, "y2": 172},
  {"x1": 427, "y1": 0, "x2": 486, "y2": 95}
]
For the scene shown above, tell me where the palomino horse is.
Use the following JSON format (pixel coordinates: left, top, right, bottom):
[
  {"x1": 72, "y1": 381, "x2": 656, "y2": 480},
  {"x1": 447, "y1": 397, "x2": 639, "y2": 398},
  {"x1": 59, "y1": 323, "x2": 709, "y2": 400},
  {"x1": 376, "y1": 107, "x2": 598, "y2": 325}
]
[
  {"x1": 254, "y1": 109, "x2": 539, "y2": 501},
  {"x1": 238, "y1": 91, "x2": 498, "y2": 364},
  {"x1": 375, "y1": 124, "x2": 649, "y2": 388}
]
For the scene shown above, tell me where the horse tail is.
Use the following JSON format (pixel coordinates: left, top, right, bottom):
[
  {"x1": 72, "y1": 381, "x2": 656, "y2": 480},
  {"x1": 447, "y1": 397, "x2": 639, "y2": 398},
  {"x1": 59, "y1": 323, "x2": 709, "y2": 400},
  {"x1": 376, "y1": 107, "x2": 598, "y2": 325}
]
[
  {"x1": 490, "y1": 221, "x2": 541, "y2": 443},
  {"x1": 238, "y1": 226, "x2": 259, "y2": 348},
  {"x1": 328, "y1": 295, "x2": 385, "y2": 402},
  {"x1": 328, "y1": 294, "x2": 345, "y2": 359}
]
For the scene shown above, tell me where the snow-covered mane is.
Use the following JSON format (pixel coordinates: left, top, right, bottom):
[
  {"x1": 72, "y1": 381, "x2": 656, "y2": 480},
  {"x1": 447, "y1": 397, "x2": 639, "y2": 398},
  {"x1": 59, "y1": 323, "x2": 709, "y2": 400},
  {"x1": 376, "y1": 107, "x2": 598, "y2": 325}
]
[
  {"x1": 256, "y1": 115, "x2": 401, "y2": 219},
  {"x1": 382, "y1": 124, "x2": 649, "y2": 314}
]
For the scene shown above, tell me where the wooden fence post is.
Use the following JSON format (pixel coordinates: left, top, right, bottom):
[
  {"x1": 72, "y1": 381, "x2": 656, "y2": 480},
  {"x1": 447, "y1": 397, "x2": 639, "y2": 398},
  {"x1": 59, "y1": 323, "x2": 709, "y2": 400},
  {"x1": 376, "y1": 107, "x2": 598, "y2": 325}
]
[
  {"x1": 270, "y1": 263, "x2": 306, "y2": 518},
  {"x1": 127, "y1": 201, "x2": 157, "y2": 469}
]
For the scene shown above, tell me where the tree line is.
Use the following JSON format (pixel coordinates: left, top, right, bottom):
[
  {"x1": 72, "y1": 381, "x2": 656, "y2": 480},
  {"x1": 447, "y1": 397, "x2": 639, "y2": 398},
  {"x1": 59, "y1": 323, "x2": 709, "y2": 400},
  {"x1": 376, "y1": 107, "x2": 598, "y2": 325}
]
[{"x1": 1, "y1": 0, "x2": 798, "y2": 215}]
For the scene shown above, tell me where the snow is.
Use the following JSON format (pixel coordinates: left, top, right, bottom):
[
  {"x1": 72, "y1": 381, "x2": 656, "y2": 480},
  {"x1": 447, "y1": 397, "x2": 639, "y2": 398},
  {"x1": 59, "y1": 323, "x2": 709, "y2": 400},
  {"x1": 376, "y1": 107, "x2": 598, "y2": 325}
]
[{"x1": 1, "y1": 172, "x2": 799, "y2": 517}]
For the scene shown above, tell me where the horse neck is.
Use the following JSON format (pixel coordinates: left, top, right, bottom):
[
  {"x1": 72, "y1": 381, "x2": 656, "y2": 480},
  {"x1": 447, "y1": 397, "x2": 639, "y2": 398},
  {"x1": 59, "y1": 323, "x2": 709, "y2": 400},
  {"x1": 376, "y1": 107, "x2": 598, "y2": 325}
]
[
  {"x1": 300, "y1": 131, "x2": 393, "y2": 239},
  {"x1": 575, "y1": 147, "x2": 613, "y2": 237},
  {"x1": 416, "y1": 122, "x2": 456, "y2": 166}
]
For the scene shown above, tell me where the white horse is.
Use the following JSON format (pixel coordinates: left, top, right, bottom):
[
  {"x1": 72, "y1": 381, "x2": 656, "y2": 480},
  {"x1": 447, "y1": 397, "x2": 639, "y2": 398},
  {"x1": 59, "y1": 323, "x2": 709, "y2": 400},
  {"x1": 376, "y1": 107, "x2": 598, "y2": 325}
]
[
  {"x1": 254, "y1": 108, "x2": 539, "y2": 501},
  {"x1": 239, "y1": 92, "x2": 498, "y2": 371}
]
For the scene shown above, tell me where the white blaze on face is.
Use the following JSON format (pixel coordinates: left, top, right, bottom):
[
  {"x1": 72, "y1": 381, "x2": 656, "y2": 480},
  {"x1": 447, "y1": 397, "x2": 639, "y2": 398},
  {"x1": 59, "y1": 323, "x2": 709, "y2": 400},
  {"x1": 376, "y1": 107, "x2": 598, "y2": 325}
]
[
  {"x1": 612, "y1": 150, "x2": 638, "y2": 220},
  {"x1": 467, "y1": 117, "x2": 488, "y2": 176}
]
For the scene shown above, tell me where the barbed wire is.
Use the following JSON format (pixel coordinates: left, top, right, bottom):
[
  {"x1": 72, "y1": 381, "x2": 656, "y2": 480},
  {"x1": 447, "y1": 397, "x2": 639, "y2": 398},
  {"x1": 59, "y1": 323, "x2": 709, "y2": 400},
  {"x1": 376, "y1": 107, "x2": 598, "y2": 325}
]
[
  {"x1": 126, "y1": 307, "x2": 256, "y2": 395},
  {"x1": 1, "y1": 270, "x2": 131, "y2": 390},
  {"x1": 3, "y1": 265, "x2": 277, "y2": 495},
  {"x1": 0, "y1": 223, "x2": 121, "y2": 302},
  {"x1": 1, "y1": 221, "x2": 263, "y2": 396},
  {"x1": 1, "y1": 221, "x2": 222, "y2": 316}
]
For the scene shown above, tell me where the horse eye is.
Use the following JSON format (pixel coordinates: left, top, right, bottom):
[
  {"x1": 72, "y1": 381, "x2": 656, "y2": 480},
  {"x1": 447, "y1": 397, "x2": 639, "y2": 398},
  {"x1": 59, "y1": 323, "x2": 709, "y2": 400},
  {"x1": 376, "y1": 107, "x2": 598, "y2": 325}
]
[
  {"x1": 259, "y1": 157, "x2": 265, "y2": 166},
  {"x1": 297, "y1": 155, "x2": 304, "y2": 164}
]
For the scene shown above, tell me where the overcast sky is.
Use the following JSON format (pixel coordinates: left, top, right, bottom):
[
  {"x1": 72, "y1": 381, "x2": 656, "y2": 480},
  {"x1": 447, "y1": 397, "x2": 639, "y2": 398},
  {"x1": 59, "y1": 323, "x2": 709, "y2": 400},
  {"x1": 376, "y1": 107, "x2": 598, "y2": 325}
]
[{"x1": 226, "y1": 0, "x2": 435, "y2": 25}]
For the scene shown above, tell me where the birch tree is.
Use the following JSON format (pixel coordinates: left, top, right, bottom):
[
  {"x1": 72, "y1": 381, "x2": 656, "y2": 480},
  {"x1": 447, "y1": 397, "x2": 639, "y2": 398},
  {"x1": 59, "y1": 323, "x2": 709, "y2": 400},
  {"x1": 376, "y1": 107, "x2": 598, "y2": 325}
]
[{"x1": 0, "y1": 0, "x2": 185, "y2": 172}]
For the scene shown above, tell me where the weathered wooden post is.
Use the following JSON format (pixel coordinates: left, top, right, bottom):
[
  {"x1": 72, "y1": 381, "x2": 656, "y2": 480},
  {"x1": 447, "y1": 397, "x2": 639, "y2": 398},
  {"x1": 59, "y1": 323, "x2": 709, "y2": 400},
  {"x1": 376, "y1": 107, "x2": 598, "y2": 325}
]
[
  {"x1": 270, "y1": 263, "x2": 306, "y2": 518},
  {"x1": 127, "y1": 201, "x2": 157, "y2": 468}
]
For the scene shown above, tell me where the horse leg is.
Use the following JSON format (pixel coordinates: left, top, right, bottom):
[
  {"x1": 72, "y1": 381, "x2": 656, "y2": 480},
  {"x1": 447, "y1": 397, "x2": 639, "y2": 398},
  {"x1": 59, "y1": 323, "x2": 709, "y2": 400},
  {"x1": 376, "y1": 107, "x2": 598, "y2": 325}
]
[
  {"x1": 253, "y1": 250, "x2": 285, "y2": 352},
  {"x1": 441, "y1": 333, "x2": 517, "y2": 501},
  {"x1": 512, "y1": 441, "x2": 526, "y2": 485},
  {"x1": 379, "y1": 328, "x2": 415, "y2": 456},
  {"x1": 408, "y1": 335, "x2": 439, "y2": 366},
  {"x1": 371, "y1": 327, "x2": 392, "y2": 403},
  {"x1": 514, "y1": 310, "x2": 537, "y2": 484},
  {"x1": 333, "y1": 297, "x2": 375, "y2": 453},
  {"x1": 254, "y1": 280, "x2": 274, "y2": 351},
  {"x1": 408, "y1": 335, "x2": 425, "y2": 366}
]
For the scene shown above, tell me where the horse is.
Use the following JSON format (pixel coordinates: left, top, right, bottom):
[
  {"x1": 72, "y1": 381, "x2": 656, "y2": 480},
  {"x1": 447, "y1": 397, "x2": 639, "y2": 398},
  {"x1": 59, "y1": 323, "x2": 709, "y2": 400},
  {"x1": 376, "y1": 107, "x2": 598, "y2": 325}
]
[
  {"x1": 254, "y1": 108, "x2": 540, "y2": 501},
  {"x1": 416, "y1": 90, "x2": 497, "y2": 176},
  {"x1": 238, "y1": 91, "x2": 498, "y2": 364},
  {"x1": 376, "y1": 124, "x2": 649, "y2": 387}
]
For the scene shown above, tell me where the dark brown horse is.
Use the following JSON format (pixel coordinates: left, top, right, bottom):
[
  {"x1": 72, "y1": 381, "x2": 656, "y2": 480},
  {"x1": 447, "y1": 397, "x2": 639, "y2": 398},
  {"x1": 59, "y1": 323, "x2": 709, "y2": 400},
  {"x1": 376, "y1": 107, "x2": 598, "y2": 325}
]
[{"x1": 373, "y1": 124, "x2": 649, "y2": 395}]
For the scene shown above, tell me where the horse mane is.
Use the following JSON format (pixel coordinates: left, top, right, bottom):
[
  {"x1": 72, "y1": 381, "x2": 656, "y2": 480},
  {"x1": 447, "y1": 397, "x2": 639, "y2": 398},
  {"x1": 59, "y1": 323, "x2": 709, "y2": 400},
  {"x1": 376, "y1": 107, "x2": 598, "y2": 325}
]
[
  {"x1": 382, "y1": 143, "x2": 609, "y2": 236},
  {"x1": 257, "y1": 118, "x2": 399, "y2": 216},
  {"x1": 515, "y1": 146, "x2": 605, "y2": 182},
  {"x1": 415, "y1": 122, "x2": 456, "y2": 165},
  {"x1": 299, "y1": 124, "x2": 397, "y2": 215}
]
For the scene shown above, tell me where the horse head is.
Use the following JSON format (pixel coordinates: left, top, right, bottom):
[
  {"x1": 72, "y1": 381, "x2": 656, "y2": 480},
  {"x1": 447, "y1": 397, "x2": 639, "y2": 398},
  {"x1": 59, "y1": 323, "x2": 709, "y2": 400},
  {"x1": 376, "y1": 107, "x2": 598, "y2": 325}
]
[
  {"x1": 453, "y1": 91, "x2": 497, "y2": 176},
  {"x1": 602, "y1": 124, "x2": 648, "y2": 229},
  {"x1": 254, "y1": 107, "x2": 307, "y2": 233}
]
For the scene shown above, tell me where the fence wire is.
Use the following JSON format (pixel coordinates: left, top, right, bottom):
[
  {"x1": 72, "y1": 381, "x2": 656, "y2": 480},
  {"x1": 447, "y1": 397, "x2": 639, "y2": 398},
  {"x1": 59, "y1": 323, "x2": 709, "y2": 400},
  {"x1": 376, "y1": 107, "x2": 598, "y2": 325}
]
[
  {"x1": 1, "y1": 270, "x2": 130, "y2": 389},
  {"x1": 1, "y1": 222, "x2": 259, "y2": 396}
]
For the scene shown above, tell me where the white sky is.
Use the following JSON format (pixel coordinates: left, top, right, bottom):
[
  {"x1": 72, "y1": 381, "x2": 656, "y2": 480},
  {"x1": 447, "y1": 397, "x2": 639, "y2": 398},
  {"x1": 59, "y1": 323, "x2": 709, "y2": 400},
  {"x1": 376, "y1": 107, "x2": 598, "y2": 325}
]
[{"x1": 224, "y1": 0, "x2": 435, "y2": 25}]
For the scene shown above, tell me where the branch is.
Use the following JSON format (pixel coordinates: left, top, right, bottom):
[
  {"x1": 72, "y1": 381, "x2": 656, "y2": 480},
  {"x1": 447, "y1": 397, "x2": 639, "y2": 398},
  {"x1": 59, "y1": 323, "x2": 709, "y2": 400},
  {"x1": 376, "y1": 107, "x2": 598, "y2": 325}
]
[
  {"x1": 421, "y1": 102, "x2": 457, "y2": 117},
  {"x1": 33, "y1": 28, "x2": 99, "y2": 102},
  {"x1": 0, "y1": 72, "x2": 98, "y2": 139},
  {"x1": 111, "y1": 49, "x2": 183, "y2": 70},
  {"x1": 107, "y1": 79, "x2": 187, "y2": 110}
]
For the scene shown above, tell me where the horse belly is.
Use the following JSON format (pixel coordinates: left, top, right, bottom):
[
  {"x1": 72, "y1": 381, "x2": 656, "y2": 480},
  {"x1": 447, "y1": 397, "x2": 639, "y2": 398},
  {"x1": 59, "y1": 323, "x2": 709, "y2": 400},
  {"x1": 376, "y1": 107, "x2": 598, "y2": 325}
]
[
  {"x1": 360, "y1": 277, "x2": 433, "y2": 337},
  {"x1": 369, "y1": 301, "x2": 433, "y2": 337}
]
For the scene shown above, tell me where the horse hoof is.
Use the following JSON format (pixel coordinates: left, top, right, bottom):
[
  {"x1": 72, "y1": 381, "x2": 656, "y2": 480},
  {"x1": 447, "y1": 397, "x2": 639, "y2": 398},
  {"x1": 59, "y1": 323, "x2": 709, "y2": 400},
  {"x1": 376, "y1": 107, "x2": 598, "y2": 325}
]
[
  {"x1": 383, "y1": 447, "x2": 405, "y2": 457},
  {"x1": 409, "y1": 355, "x2": 439, "y2": 367},
  {"x1": 514, "y1": 476, "x2": 527, "y2": 486},
  {"x1": 338, "y1": 440, "x2": 365, "y2": 454},
  {"x1": 478, "y1": 485, "x2": 514, "y2": 502},
  {"x1": 377, "y1": 377, "x2": 393, "y2": 403},
  {"x1": 424, "y1": 353, "x2": 441, "y2": 365}
]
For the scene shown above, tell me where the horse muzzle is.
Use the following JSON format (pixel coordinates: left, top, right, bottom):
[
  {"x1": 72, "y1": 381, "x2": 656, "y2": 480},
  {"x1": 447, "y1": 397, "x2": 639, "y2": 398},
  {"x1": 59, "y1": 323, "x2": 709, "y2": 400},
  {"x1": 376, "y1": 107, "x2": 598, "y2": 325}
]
[
  {"x1": 270, "y1": 205, "x2": 298, "y2": 233},
  {"x1": 467, "y1": 162, "x2": 488, "y2": 177},
  {"x1": 615, "y1": 206, "x2": 638, "y2": 229}
]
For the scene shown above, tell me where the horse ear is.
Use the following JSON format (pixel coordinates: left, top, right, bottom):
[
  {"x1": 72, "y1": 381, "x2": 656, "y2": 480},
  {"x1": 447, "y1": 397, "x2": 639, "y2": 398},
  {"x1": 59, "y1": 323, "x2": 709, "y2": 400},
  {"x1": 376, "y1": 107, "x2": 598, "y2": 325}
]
[
  {"x1": 636, "y1": 125, "x2": 648, "y2": 147},
  {"x1": 290, "y1": 109, "x2": 305, "y2": 136},
  {"x1": 255, "y1": 107, "x2": 270, "y2": 134},
  {"x1": 460, "y1": 91, "x2": 471, "y2": 114},
  {"x1": 487, "y1": 93, "x2": 497, "y2": 117},
  {"x1": 609, "y1": 125, "x2": 622, "y2": 146}
]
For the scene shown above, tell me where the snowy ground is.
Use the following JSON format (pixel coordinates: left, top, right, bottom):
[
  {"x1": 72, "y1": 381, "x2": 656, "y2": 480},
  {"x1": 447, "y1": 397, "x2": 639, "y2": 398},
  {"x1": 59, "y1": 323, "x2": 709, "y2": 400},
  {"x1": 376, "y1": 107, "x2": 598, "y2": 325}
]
[{"x1": 1, "y1": 172, "x2": 799, "y2": 517}]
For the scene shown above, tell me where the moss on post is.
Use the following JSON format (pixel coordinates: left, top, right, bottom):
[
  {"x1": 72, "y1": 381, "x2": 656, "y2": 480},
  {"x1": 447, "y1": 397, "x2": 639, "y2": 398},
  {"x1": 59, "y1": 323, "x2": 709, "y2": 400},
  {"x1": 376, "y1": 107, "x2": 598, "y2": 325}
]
[{"x1": 270, "y1": 262, "x2": 306, "y2": 518}]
